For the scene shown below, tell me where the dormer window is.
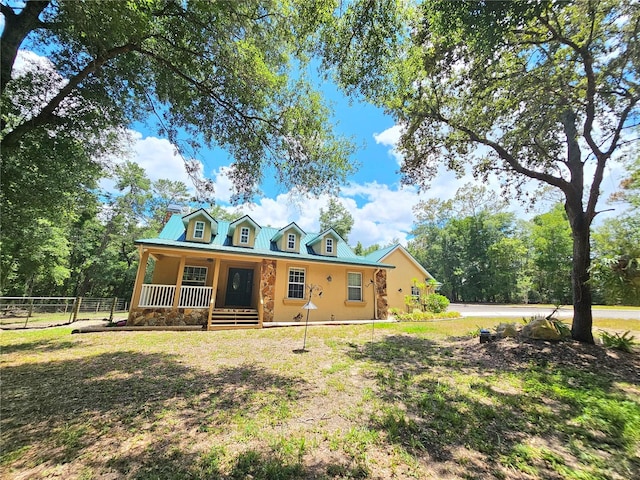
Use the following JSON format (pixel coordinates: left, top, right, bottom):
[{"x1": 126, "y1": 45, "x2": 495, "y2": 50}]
[
  {"x1": 240, "y1": 227, "x2": 250, "y2": 244},
  {"x1": 325, "y1": 238, "x2": 334, "y2": 254},
  {"x1": 182, "y1": 208, "x2": 217, "y2": 243},
  {"x1": 287, "y1": 233, "x2": 296, "y2": 250},
  {"x1": 194, "y1": 221, "x2": 205, "y2": 239}
]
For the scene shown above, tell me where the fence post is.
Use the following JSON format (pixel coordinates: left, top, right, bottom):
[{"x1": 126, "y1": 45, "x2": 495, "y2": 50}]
[
  {"x1": 72, "y1": 297, "x2": 82, "y2": 322},
  {"x1": 24, "y1": 298, "x2": 34, "y2": 328},
  {"x1": 109, "y1": 297, "x2": 117, "y2": 323}
]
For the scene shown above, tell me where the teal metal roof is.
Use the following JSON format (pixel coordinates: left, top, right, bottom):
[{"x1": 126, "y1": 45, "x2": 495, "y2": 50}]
[
  {"x1": 364, "y1": 244, "x2": 399, "y2": 262},
  {"x1": 138, "y1": 214, "x2": 394, "y2": 269}
]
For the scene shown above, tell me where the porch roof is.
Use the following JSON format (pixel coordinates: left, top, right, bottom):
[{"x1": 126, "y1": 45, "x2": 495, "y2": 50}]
[{"x1": 136, "y1": 215, "x2": 395, "y2": 269}]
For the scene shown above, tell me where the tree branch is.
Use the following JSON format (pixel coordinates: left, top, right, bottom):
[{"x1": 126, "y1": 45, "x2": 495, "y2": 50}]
[
  {"x1": 586, "y1": 95, "x2": 640, "y2": 221},
  {"x1": 1, "y1": 42, "x2": 138, "y2": 150},
  {"x1": 134, "y1": 46, "x2": 281, "y2": 131},
  {"x1": 434, "y1": 111, "x2": 570, "y2": 193},
  {"x1": 1, "y1": 0, "x2": 50, "y2": 95}
]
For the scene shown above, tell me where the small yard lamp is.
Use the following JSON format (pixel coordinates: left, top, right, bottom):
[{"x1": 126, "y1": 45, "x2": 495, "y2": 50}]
[{"x1": 295, "y1": 284, "x2": 322, "y2": 353}]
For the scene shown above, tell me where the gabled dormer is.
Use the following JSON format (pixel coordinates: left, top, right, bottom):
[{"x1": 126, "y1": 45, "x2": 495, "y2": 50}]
[
  {"x1": 228, "y1": 215, "x2": 261, "y2": 248},
  {"x1": 182, "y1": 208, "x2": 217, "y2": 243},
  {"x1": 306, "y1": 228, "x2": 341, "y2": 257},
  {"x1": 271, "y1": 222, "x2": 305, "y2": 253}
]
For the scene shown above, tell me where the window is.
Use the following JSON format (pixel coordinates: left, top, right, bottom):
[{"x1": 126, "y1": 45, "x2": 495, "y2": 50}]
[
  {"x1": 287, "y1": 233, "x2": 296, "y2": 250},
  {"x1": 288, "y1": 267, "x2": 305, "y2": 299},
  {"x1": 193, "y1": 221, "x2": 205, "y2": 239},
  {"x1": 347, "y1": 272, "x2": 362, "y2": 301},
  {"x1": 411, "y1": 285, "x2": 420, "y2": 300},
  {"x1": 182, "y1": 266, "x2": 207, "y2": 286},
  {"x1": 240, "y1": 227, "x2": 250, "y2": 244},
  {"x1": 325, "y1": 237, "x2": 334, "y2": 254}
]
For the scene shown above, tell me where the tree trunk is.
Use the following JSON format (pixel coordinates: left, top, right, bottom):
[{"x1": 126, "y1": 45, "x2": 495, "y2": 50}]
[
  {"x1": 567, "y1": 207, "x2": 595, "y2": 344},
  {"x1": 0, "y1": 1, "x2": 50, "y2": 95}
]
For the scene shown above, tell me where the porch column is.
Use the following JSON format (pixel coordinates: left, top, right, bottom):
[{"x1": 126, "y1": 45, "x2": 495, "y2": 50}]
[
  {"x1": 172, "y1": 256, "x2": 187, "y2": 310},
  {"x1": 130, "y1": 247, "x2": 150, "y2": 310},
  {"x1": 260, "y1": 259, "x2": 276, "y2": 324},
  {"x1": 207, "y1": 259, "x2": 221, "y2": 331},
  {"x1": 375, "y1": 269, "x2": 388, "y2": 320}
]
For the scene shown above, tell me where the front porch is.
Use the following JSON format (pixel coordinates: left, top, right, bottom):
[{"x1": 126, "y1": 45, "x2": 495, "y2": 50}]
[{"x1": 127, "y1": 246, "x2": 276, "y2": 329}]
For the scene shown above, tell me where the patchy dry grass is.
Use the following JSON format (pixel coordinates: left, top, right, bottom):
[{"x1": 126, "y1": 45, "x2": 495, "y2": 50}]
[{"x1": 1, "y1": 319, "x2": 639, "y2": 479}]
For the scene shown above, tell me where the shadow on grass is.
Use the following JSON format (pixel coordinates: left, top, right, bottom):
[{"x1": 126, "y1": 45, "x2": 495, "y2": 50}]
[
  {"x1": 1, "y1": 351, "x2": 307, "y2": 473},
  {"x1": 108, "y1": 444, "x2": 308, "y2": 480},
  {"x1": 347, "y1": 334, "x2": 640, "y2": 479},
  {"x1": 108, "y1": 440, "x2": 366, "y2": 480},
  {"x1": 0, "y1": 337, "x2": 81, "y2": 354}
]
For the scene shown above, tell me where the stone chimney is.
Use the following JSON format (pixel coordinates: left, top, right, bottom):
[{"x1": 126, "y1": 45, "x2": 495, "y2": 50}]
[{"x1": 163, "y1": 204, "x2": 183, "y2": 226}]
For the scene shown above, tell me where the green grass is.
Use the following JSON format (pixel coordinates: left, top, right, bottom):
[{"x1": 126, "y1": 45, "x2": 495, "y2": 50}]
[{"x1": 1, "y1": 319, "x2": 639, "y2": 479}]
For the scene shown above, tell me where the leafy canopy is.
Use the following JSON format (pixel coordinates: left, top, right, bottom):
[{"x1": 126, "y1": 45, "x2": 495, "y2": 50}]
[{"x1": 1, "y1": 0, "x2": 355, "y2": 203}]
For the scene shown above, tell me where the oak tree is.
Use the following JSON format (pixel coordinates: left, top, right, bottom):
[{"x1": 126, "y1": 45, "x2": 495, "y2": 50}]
[{"x1": 328, "y1": 0, "x2": 640, "y2": 342}]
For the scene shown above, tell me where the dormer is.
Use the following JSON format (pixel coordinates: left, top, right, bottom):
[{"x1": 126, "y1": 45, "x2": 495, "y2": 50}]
[
  {"x1": 228, "y1": 215, "x2": 261, "y2": 248},
  {"x1": 182, "y1": 209, "x2": 217, "y2": 243},
  {"x1": 271, "y1": 222, "x2": 305, "y2": 253},
  {"x1": 306, "y1": 228, "x2": 340, "y2": 257}
]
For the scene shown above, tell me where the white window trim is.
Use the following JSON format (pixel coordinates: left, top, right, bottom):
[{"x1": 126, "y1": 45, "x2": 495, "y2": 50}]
[
  {"x1": 411, "y1": 285, "x2": 420, "y2": 299},
  {"x1": 287, "y1": 233, "x2": 296, "y2": 250},
  {"x1": 287, "y1": 267, "x2": 306, "y2": 299},
  {"x1": 194, "y1": 221, "x2": 205, "y2": 239},
  {"x1": 182, "y1": 265, "x2": 208, "y2": 286},
  {"x1": 240, "y1": 226, "x2": 250, "y2": 244},
  {"x1": 347, "y1": 272, "x2": 362, "y2": 301},
  {"x1": 325, "y1": 237, "x2": 334, "y2": 254}
]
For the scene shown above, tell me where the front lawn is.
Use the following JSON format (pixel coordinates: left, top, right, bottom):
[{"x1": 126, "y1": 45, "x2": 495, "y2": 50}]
[{"x1": 1, "y1": 318, "x2": 639, "y2": 479}]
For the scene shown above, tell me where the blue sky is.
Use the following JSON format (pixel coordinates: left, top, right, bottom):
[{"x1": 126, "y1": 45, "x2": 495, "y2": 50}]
[{"x1": 12, "y1": 49, "x2": 628, "y2": 247}]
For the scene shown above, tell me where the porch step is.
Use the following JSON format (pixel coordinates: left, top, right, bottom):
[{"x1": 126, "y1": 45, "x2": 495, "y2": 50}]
[{"x1": 209, "y1": 308, "x2": 260, "y2": 328}]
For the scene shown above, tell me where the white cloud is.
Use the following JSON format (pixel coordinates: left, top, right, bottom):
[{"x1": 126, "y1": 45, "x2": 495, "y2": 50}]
[
  {"x1": 239, "y1": 183, "x2": 421, "y2": 247},
  {"x1": 12, "y1": 49, "x2": 55, "y2": 75},
  {"x1": 373, "y1": 125, "x2": 404, "y2": 165},
  {"x1": 209, "y1": 166, "x2": 235, "y2": 204},
  {"x1": 130, "y1": 131, "x2": 195, "y2": 184}
]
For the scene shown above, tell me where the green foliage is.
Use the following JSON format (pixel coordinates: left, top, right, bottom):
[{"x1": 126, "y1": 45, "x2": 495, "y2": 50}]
[
  {"x1": 319, "y1": 197, "x2": 354, "y2": 242},
  {"x1": 600, "y1": 330, "x2": 637, "y2": 353},
  {"x1": 327, "y1": 0, "x2": 640, "y2": 341},
  {"x1": 591, "y1": 159, "x2": 640, "y2": 305},
  {"x1": 1, "y1": 0, "x2": 355, "y2": 204},
  {"x1": 423, "y1": 293, "x2": 449, "y2": 314},
  {"x1": 392, "y1": 310, "x2": 460, "y2": 321},
  {"x1": 530, "y1": 204, "x2": 573, "y2": 305},
  {"x1": 353, "y1": 241, "x2": 380, "y2": 256},
  {"x1": 408, "y1": 184, "x2": 528, "y2": 303},
  {"x1": 551, "y1": 319, "x2": 572, "y2": 340},
  {"x1": 1, "y1": 1, "x2": 360, "y2": 296}
]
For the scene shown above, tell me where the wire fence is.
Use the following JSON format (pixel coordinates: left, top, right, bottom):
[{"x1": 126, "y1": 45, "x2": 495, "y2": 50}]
[{"x1": 0, "y1": 297, "x2": 129, "y2": 328}]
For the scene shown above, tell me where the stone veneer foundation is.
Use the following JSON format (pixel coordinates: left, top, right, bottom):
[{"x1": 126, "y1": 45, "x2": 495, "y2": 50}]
[{"x1": 127, "y1": 308, "x2": 207, "y2": 327}]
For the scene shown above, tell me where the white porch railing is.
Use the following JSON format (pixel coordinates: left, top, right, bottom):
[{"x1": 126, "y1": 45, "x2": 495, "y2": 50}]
[
  {"x1": 139, "y1": 284, "x2": 212, "y2": 308},
  {"x1": 179, "y1": 286, "x2": 212, "y2": 308}
]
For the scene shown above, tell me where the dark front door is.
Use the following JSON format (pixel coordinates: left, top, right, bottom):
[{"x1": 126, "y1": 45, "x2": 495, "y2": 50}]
[{"x1": 224, "y1": 268, "x2": 253, "y2": 307}]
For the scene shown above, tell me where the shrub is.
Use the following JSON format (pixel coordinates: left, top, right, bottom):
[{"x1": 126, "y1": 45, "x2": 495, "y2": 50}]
[
  {"x1": 600, "y1": 330, "x2": 637, "y2": 353},
  {"x1": 551, "y1": 319, "x2": 571, "y2": 339},
  {"x1": 423, "y1": 293, "x2": 449, "y2": 313},
  {"x1": 392, "y1": 310, "x2": 461, "y2": 321}
]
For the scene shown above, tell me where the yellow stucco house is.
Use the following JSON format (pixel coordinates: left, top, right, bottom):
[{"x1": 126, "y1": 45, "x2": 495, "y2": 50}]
[
  {"x1": 128, "y1": 208, "x2": 437, "y2": 329},
  {"x1": 364, "y1": 244, "x2": 439, "y2": 311}
]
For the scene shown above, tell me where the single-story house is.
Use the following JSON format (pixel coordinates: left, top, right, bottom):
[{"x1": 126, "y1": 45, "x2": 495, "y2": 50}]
[
  {"x1": 128, "y1": 208, "x2": 437, "y2": 329},
  {"x1": 365, "y1": 244, "x2": 439, "y2": 312}
]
